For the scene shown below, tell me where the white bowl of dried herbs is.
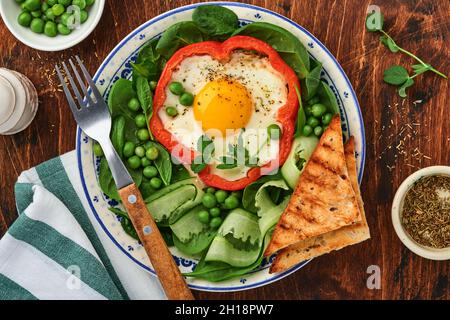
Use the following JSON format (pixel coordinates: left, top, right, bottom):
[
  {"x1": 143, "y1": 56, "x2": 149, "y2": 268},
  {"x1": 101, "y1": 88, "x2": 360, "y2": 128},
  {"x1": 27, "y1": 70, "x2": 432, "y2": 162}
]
[{"x1": 392, "y1": 166, "x2": 450, "y2": 260}]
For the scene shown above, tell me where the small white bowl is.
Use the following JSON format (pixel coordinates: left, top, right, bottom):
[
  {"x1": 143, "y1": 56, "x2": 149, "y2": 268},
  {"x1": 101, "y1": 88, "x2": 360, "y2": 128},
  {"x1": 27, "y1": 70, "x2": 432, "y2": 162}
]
[
  {"x1": 0, "y1": 0, "x2": 105, "y2": 51},
  {"x1": 392, "y1": 166, "x2": 450, "y2": 261}
]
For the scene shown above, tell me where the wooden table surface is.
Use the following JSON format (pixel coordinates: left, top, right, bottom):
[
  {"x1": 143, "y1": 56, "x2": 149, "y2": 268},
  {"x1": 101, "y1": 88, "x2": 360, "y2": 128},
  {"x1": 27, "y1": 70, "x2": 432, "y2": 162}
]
[{"x1": 0, "y1": 0, "x2": 448, "y2": 300}]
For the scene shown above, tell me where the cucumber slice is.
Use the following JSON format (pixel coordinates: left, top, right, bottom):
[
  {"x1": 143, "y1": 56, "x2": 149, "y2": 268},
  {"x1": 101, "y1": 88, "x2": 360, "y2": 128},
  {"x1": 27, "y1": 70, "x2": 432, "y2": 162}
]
[
  {"x1": 205, "y1": 235, "x2": 260, "y2": 267},
  {"x1": 218, "y1": 209, "x2": 261, "y2": 246},
  {"x1": 173, "y1": 231, "x2": 217, "y2": 256},
  {"x1": 170, "y1": 205, "x2": 208, "y2": 243},
  {"x1": 145, "y1": 177, "x2": 205, "y2": 223},
  {"x1": 281, "y1": 135, "x2": 319, "y2": 188}
]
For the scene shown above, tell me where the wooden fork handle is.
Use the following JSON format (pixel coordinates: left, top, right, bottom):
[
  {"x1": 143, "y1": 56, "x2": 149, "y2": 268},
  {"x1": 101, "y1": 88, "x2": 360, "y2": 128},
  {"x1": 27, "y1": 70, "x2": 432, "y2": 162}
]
[{"x1": 118, "y1": 183, "x2": 194, "y2": 300}]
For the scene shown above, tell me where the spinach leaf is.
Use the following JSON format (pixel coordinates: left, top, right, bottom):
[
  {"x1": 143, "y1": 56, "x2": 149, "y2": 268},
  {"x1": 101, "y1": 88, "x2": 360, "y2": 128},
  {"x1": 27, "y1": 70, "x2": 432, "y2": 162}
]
[
  {"x1": 131, "y1": 60, "x2": 158, "y2": 81},
  {"x1": 294, "y1": 85, "x2": 306, "y2": 137},
  {"x1": 139, "y1": 180, "x2": 157, "y2": 199},
  {"x1": 110, "y1": 116, "x2": 125, "y2": 158},
  {"x1": 173, "y1": 231, "x2": 216, "y2": 256},
  {"x1": 301, "y1": 61, "x2": 322, "y2": 100},
  {"x1": 99, "y1": 157, "x2": 120, "y2": 201},
  {"x1": 159, "y1": 226, "x2": 174, "y2": 247},
  {"x1": 108, "y1": 207, "x2": 138, "y2": 240},
  {"x1": 144, "y1": 141, "x2": 172, "y2": 186},
  {"x1": 156, "y1": 21, "x2": 204, "y2": 59},
  {"x1": 192, "y1": 5, "x2": 239, "y2": 38},
  {"x1": 136, "y1": 76, "x2": 154, "y2": 139},
  {"x1": 232, "y1": 22, "x2": 310, "y2": 78},
  {"x1": 317, "y1": 81, "x2": 339, "y2": 115},
  {"x1": 136, "y1": 39, "x2": 160, "y2": 64}
]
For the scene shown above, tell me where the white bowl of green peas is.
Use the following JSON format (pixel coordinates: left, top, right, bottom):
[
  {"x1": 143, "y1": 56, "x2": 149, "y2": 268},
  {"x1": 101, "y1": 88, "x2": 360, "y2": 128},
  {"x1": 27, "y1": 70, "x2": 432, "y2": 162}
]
[{"x1": 0, "y1": 0, "x2": 105, "y2": 51}]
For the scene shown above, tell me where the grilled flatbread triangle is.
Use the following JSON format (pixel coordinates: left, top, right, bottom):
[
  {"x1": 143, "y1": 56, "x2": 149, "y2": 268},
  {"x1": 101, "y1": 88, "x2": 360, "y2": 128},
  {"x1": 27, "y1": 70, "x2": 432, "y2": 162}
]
[
  {"x1": 264, "y1": 115, "x2": 362, "y2": 257},
  {"x1": 269, "y1": 137, "x2": 370, "y2": 273}
]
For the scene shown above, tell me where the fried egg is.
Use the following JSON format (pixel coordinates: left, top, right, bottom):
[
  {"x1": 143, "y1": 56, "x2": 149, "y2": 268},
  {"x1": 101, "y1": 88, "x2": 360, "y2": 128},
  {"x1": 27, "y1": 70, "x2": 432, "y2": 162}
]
[{"x1": 159, "y1": 50, "x2": 288, "y2": 181}]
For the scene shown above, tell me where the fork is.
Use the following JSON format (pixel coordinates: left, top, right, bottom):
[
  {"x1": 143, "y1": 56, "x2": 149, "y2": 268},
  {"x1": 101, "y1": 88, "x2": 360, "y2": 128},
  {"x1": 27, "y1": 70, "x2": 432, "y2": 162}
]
[{"x1": 56, "y1": 56, "x2": 194, "y2": 300}]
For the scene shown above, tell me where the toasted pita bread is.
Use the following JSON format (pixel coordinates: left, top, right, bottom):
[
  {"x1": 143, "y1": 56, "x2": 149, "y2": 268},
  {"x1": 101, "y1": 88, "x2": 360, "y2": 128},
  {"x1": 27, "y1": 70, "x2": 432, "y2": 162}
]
[
  {"x1": 269, "y1": 137, "x2": 370, "y2": 273},
  {"x1": 264, "y1": 115, "x2": 361, "y2": 257}
]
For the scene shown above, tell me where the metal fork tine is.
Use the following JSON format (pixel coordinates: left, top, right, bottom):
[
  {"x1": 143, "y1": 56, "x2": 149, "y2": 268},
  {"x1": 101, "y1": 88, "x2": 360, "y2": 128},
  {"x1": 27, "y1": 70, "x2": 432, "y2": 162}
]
[
  {"x1": 55, "y1": 64, "x2": 79, "y2": 116},
  {"x1": 75, "y1": 55, "x2": 104, "y2": 102},
  {"x1": 62, "y1": 62, "x2": 86, "y2": 108},
  {"x1": 68, "y1": 58, "x2": 95, "y2": 106}
]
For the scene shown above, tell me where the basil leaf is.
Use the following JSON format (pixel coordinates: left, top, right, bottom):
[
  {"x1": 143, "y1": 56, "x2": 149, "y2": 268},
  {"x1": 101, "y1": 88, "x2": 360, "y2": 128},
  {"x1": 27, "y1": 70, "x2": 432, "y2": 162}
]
[
  {"x1": 192, "y1": 5, "x2": 239, "y2": 38},
  {"x1": 383, "y1": 65, "x2": 410, "y2": 85}
]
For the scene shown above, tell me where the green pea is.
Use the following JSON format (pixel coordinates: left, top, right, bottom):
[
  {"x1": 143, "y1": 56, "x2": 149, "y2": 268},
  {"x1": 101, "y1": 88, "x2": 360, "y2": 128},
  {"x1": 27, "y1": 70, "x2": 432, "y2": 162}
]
[
  {"x1": 134, "y1": 114, "x2": 147, "y2": 128},
  {"x1": 80, "y1": 10, "x2": 88, "y2": 23},
  {"x1": 44, "y1": 21, "x2": 57, "y2": 37},
  {"x1": 209, "y1": 217, "x2": 223, "y2": 229},
  {"x1": 307, "y1": 96, "x2": 320, "y2": 106},
  {"x1": 72, "y1": 0, "x2": 86, "y2": 9},
  {"x1": 127, "y1": 156, "x2": 141, "y2": 169},
  {"x1": 150, "y1": 177, "x2": 162, "y2": 189},
  {"x1": 169, "y1": 82, "x2": 184, "y2": 95},
  {"x1": 206, "y1": 187, "x2": 216, "y2": 194},
  {"x1": 179, "y1": 92, "x2": 194, "y2": 106},
  {"x1": 224, "y1": 195, "x2": 239, "y2": 210},
  {"x1": 85, "y1": 0, "x2": 95, "y2": 6},
  {"x1": 93, "y1": 143, "x2": 103, "y2": 157},
  {"x1": 123, "y1": 141, "x2": 136, "y2": 158},
  {"x1": 57, "y1": 22, "x2": 71, "y2": 35},
  {"x1": 311, "y1": 103, "x2": 327, "y2": 118},
  {"x1": 215, "y1": 190, "x2": 228, "y2": 203},
  {"x1": 24, "y1": 0, "x2": 40, "y2": 11},
  {"x1": 306, "y1": 117, "x2": 320, "y2": 128},
  {"x1": 149, "y1": 81, "x2": 157, "y2": 91},
  {"x1": 314, "y1": 126, "x2": 323, "y2": 136},
  {"x1": 141, "y1": 157, "x2": 151, "y2": 168},
  {"x1": 267, "y1": 124, "x2": 281, "y2": 140},
  {"x1": 58, "y1": 0, "x2": 71, "y2": 6},
  {"x1": 20, "y1": 3, "x2": 28, "y2": 11},
  {"x1": 45, "y1": 8, "x2": 55, "y2": 21},
  {"x1": 165, "y1": 106, "x2": 178, "y2": 117},
  {"x1": 41, "y1": 2, "x2": 49, "y2": 11},
  {"x1": 30, "y1": 18, "x2": 44, "y2": 33},
  {"x1": 302, "y1": 125, "x2": 313, "y2": 137},
  {"x1": 322, "y1": 113, "x2": 333, "y2": 125},
  {"x1": 209, "y1": 207, "x2": 221, "y2": 218},
  {"x1": 145, "y1": 147, "x2": 159, "y2": 160},
  {"x1": 47, "y1": 0, "x2": 57, "y2": 6},
  {"x1": 127, "y1": 97, "x2": 140, "y2": 111},
  {"x1": 202, "y1": 193, "x2": 217, "y2": 209},
  {"x1": 197, "y1": 210, "x2": 210, "y2": 224},
  {"x1": 59, "y1": 12, "x2": 71, "y2": 25},
  {"x1": 137, "y1": 128, "x2": 150, "y2": 141},
  {"x1": 304, "y1": 106, "x2": 313, "y2": 116},
  {"x1": 143, "y1": 166, "x2": 158, "y2": 178},
  {"x1": 18, "y1": 12, "x2": 32, "y2": 27},
  {"x1": 135, "y1": 146, "x2": 146, "y2": 158},
  {"x1": 51, "y1": 4, "x2": 65, "y2": 16},
  {"x1": 31, "y1": 10, "x2": 41, "y2": 18}
]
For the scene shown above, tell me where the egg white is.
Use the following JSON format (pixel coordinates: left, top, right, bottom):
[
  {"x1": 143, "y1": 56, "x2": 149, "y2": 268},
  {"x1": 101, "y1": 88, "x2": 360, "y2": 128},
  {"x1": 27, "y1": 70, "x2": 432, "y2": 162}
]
[{"x1": 158, "y1": 51, "x2": 288, "y2": 181}]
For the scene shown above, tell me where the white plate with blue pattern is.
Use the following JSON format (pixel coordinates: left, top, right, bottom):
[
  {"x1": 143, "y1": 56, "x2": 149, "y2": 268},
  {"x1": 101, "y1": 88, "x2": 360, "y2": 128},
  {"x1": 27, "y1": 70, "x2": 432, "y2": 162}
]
[{"x1": 76, "y1": 2, "x2": 366, "y2": 292}]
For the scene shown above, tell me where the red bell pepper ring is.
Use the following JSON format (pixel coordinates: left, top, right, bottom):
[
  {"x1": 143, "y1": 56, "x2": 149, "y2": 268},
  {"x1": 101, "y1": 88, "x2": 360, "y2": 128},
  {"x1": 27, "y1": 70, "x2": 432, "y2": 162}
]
[{"x1": 150, "y1": 35, "x2": 300, "y2": 190}]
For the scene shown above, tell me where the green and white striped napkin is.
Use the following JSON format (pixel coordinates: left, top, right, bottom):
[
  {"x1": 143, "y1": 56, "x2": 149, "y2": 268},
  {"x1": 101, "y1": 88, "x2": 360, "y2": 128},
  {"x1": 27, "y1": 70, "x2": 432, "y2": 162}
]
[{"x1": 0, "y1": 151, "x2": 166, "y2": 300}]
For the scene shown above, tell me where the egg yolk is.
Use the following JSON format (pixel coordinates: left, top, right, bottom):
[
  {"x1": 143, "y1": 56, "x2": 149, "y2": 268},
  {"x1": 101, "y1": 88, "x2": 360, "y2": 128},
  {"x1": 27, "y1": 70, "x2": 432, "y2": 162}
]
[{"x1": 193, "y1": 78, "x2": 253, "y2": 136}]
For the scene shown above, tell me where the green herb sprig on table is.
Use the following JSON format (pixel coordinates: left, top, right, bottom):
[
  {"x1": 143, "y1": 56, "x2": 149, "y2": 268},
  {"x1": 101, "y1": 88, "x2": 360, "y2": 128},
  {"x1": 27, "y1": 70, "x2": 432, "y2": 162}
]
[{"x1": 365, "y1": 10, "x2": 447, "y2": 97}]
